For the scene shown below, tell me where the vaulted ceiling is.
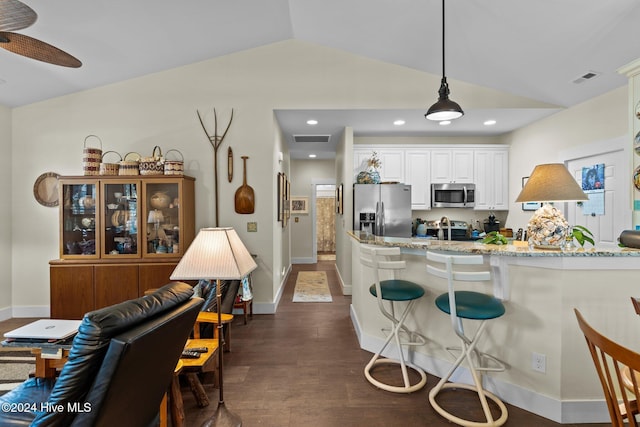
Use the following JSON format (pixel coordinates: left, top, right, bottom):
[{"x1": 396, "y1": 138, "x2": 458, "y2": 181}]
[{"x1": 3, "y1": 0, "x2": 639, "y2": 157}]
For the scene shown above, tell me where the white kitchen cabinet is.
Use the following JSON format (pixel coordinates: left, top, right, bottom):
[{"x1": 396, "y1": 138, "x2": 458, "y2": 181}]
[
  {"x1": 353, "y1": 148, "x2": 404, "y2": 183},
  {"x1": 430, "y1": 149, "x2": 474, "y2": 183},
  {"x1": 405, "y1": 150, "x2": 431, "y2": 210},
  {"x1": 474, "y1": 148, "x2": 509, "y2": 211}
]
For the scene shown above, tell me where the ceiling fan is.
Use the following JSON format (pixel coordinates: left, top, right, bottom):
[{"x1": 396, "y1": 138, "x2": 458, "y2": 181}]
[{"x1": 0, "y1": 0, "x2": 81, "y2": 67}]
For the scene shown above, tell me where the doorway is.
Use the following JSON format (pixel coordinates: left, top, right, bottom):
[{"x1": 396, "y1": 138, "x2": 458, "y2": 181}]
[
  {"x1": 564, "y1": 136, "x2": 631, "y2": 248},
  {"x1": 313, "y1": 182, "x2": 336, "y2": 261}
]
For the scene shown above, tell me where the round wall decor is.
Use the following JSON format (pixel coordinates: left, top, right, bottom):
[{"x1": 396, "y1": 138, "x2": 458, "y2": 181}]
[{"x1": 33, "y1": 172, "x2": 60, "y2": 207}]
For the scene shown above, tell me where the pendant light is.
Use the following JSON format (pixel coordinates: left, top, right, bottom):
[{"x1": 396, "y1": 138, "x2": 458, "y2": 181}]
[{"x1": 425, "y1": 0, "x2": 464, "y2": 121}]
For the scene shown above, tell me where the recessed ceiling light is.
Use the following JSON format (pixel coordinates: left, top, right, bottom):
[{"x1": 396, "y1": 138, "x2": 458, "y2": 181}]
[
  {"x1": 393, "y1": 119, "x2": 405, "y2": 126},
  {"x1": 306, "y1": 119, "x2": 318, "y2": 125},
  {"x1": 484, "y1": 120, "x2": 497, "y2": 126},
  {"x1": 308, "y1": 154, "x2": 317, "y2": 158},
  {"x1": 439, "y1": 120, "x2": 451, "y2": 126}
]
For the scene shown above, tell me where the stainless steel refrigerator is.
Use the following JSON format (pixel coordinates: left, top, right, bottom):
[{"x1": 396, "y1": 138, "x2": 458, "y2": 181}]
[{"x1": 353, "y1": 184, "x2": 412, "y2": 237}]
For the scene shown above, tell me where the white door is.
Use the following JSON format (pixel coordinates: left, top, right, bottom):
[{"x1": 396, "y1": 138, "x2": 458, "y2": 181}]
[{"x1": 565, "y1": 148, "x2": 631, "y2": 249}]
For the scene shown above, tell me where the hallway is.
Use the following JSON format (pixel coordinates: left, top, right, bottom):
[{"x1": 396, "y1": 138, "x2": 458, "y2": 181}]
[{"x1": 184, "y1": 261, "x2": 607, "y2": 426}]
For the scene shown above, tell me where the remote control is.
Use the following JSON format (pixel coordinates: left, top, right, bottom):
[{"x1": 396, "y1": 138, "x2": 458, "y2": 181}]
[
  {"x1": 181, "y1": 350, "x2": 200, "y2": 359},
  {"x1": 189, "y1": 347, "x2": 209, "y2": 353}
]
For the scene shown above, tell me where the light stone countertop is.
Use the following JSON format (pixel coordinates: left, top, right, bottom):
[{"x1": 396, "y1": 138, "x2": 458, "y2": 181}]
[{"x1": 348, "y1": 231, "x2": 640, "y2": 257}]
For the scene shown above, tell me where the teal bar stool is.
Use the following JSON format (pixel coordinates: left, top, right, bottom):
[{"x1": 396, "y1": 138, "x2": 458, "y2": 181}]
[
  {"x1": 360, "y1": 245, "x2": 427, "y2": 393},
  {"x1": 426, "y1": 251, "x2": 507, "y2": 427}
]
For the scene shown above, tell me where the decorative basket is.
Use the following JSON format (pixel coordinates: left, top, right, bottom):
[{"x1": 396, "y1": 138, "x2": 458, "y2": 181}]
[
  {"x1": 163, "y1": 149, "x2": 184, "y2": 176},
  {"x1": 82, "y1": 135, "x2": 102, "y2": 176},
  {"x1": 99, "y1": 151, "x2": 122, "y2": 176},
  {"x1": 119, "y1": 152, "x2": 141, "y2": 176},
  {"x1": 139, "y1": 146, "x2": 164, "y2": 176}
]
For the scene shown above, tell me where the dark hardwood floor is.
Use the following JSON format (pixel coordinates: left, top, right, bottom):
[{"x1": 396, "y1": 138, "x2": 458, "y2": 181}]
[
  {"x1": 0, "y1": 261, "x2": 608, "y2": 426},
  {"x1": 182, "y1": 261, "x2": 607, "y2": 427}
]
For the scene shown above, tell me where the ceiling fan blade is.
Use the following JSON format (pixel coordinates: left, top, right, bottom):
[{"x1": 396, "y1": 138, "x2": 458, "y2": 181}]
[
  {"x1": 0, "y1": 32, "x2": 81, "y2": 67},
  {"x1": 0, "y1": 0, "x2": 37, "y2": 32}
]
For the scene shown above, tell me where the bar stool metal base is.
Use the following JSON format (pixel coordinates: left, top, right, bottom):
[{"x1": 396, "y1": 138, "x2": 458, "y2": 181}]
[
  {"x1": 429, "y1": 382, "x2": 508, "y2": 427},
  {"x1": 365, "y1": 356, "x2": 427, "y2": 393}
]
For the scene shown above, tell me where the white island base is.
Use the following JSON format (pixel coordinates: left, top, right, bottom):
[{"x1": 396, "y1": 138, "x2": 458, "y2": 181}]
[{"x1": 349, "y1": 233, "x2": 640, "y2": 423}]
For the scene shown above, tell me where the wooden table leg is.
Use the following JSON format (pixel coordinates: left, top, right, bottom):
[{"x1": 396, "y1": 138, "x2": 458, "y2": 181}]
[
  {"x1": 170, "y1": 372, "x2": 185, "y2": 427},
  {"x1": 185, "y1": 372, "x2": 210, "y2": 407}
]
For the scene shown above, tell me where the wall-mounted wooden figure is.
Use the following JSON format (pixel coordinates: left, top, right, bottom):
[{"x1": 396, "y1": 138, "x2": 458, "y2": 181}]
[
  {"x1": 196, "y1": 107, "x2": 233, "y2": 227},
  {"x1": 235, "y1": 156, "x2": 255, "y2": 214}
]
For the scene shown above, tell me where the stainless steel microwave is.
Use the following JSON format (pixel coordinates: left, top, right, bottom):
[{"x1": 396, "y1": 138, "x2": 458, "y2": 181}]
[{"x1": 431, "y1": 183, "x2": 475, "y2": 208}]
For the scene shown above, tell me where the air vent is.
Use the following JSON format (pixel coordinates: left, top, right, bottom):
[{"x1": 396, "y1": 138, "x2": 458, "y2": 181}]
[
  {"x1": 293, "y1": 135, "x2": 331, "y2": 143},
  {"x1": 572, "y1": 71, "x2": 601, "y2": 84}
]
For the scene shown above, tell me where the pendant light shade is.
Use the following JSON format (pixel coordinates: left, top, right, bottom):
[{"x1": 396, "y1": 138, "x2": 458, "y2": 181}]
[{"x1": 425, "y1": 0, "x2": 463, "y2": 121}]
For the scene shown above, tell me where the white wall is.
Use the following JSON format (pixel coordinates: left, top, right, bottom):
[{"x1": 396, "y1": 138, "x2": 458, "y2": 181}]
[
  {"x1": 504, "y1": 86, "x2": 628, "y2": 230},
  {"x1": 335, "y1": 128, "x2": 354, "y2": 295},
  {"x1": 5, "y1": 39, "x2": 569, "y2": 316},
  {"x1": 0, "y1": 105, "x2": 11, "y2": 316}
]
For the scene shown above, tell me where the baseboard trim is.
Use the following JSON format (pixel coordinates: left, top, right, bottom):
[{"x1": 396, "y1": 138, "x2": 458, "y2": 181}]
[
  {"x1": 349, "y1": 308, "x2": 610, "y2": 424},
  {"x1": 336, "y1": 265, "x2": 352, "y2": 295},
  {"x1": 253, "y1": 263, "x2": 291, "y2": 315},
  {"x1": 0, "y1": 306, "x2": 12, "y2": 322},
  {"x1": 1, "y1": 305, "x2": 50, "y2": 319},
  {"x1": 292, "y1": 257, "x2": 315, "y2": 264}
]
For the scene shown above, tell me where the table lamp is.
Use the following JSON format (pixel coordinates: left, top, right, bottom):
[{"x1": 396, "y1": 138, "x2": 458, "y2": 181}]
[
  {"x1": 147, "y1": 209, "x2": 164, "y2": 239},
  {"x1": 515, "y1": 163, "x2": 588, "y2": 249},
  {"x1": 171, "y1": 227, "x2": 257, "y2": 427}
]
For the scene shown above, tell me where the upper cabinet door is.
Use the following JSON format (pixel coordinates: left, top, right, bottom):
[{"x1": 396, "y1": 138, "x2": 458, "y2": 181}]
[
  {"x1": 405, "y1": 150, "x2": 431, "y2": 210},
  {"x1": 431, "y1": 149, "x2": 473, "y2": 183},
  {"x1": 353, "y1": 148, "x2": 405, "y2": 183},
  {"x1": 474, "y1": 148, "x2": 509, "y2": 211},
  {"x1": 377, "y1": 150, "x2": 404, "y2": 182},
  {"x1": 101, "y1": 180, "x2": 140, "y2": 258}
]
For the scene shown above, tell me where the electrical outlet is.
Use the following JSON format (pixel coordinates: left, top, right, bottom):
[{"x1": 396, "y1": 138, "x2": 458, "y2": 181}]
[{"x1": 532, "y1": 352, "x2": 546, "y2": 373}]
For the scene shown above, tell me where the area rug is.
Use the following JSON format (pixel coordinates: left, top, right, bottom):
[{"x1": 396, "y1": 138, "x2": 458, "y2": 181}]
[
  {"x1": 293, "y1": 271, "x2": 332, "y2": 303},
  {"x1": 0, "y1": 350, "x2": 35, "y2": 395}
]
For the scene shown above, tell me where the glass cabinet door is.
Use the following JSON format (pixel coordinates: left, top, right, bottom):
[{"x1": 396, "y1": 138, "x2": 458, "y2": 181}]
[
  {"x1": 144, "y1": 181, "x2": 181, "y2": 256},
  {"x1": 102, "y1": 181, "x2": 140, "y2": 258},
  {"x1": 61, "y1": 181, "x2": 98, "y2": 258}
]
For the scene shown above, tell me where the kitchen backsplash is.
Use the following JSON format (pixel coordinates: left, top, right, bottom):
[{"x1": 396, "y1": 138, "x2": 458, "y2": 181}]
[{"x1": 411, "y1": 209, "x2": 508, "y2": 231}]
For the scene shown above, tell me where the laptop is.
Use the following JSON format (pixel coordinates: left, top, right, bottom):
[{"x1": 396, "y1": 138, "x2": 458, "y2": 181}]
[{"x1": 4, "y1": 319, "x2": 81, "y2": 341}]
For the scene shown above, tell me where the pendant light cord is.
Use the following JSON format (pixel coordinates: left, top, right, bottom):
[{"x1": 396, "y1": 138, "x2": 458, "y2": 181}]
[{"x1": 441, "y1": 0, "x2": 446, "y2": 78}]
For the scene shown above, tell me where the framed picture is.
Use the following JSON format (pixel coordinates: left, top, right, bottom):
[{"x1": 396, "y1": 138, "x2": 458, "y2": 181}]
[
  {"x1": 291, "y1": 197, "x2": 309, "y2": 214},
  {"x1": 277, "y1": 172, "x2": 285, "y2": 222},
  {"x1": 282, "y1": 175, "x2": 291, "y2": 228},
  {"x1": 521, "y1": 176, "x2": 542, "y2": 211},
  {"x1": 285, "y1": 178, "x2": 291, "y2": 221}
]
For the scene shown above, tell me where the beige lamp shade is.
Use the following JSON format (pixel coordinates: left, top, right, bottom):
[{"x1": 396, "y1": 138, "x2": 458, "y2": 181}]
[
  {"x1": 170, "y1": 227, "x2": 257, "y2": 281},
  {"x1": 147, "y1": 209, "x2": 164, "y2": 224},
  {"x1": 515, "y1": 163, "x2": 588, "y2": 203}
]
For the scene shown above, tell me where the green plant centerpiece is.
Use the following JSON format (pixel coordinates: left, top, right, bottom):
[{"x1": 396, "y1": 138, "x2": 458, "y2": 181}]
[
  {"x1": 357, "y1": 151, "x2": 382, "y2": 184},
  {"x1": 481, "y1": 231, "x2": 508, "y2": 245},
  {"x1": 567, "y1": 225, "x2": 594, "y2": 249}
]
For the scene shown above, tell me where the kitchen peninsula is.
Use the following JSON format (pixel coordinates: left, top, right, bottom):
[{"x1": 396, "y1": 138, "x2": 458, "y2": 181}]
[{"x1": 348, "y1": 231, "x2": 640, "y2": 424}]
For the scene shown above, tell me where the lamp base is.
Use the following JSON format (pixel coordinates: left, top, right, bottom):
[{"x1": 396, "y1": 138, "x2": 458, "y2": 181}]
[
  {"x1": 527, "y1": 203, "x2": 570, "y2": 249},
  {"x1": 532, "y1": 244, "x2": 563, "y2": 251},
  {"x1": 200, "y1": 402, "x2": 242, "y2": 427}
]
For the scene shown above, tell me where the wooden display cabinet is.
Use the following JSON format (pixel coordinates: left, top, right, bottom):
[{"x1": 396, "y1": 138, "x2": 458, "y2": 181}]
[{"x1": 50, "y1": 175, "x2": 195, "y2": 319}]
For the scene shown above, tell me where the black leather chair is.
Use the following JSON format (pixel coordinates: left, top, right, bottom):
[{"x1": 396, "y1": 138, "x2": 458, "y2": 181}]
[{"x1": 0, "y1": 282, "x2": 204, "y2": 427}]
